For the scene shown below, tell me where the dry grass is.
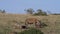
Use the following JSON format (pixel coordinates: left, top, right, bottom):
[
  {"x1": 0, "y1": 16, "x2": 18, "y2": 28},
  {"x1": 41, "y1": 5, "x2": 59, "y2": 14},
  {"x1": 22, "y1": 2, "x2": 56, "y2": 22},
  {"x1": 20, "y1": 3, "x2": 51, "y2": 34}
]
[{"x1": 0, "y1": 13, "x2": 60, "y2": 34}]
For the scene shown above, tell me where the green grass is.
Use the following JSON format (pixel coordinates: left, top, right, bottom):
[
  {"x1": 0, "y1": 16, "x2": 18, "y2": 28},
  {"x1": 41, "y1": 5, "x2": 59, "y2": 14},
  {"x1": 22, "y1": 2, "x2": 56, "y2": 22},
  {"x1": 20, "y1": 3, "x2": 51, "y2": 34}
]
[{"x1": 19, "y1": 28, "x2": 43, "y2": 34}]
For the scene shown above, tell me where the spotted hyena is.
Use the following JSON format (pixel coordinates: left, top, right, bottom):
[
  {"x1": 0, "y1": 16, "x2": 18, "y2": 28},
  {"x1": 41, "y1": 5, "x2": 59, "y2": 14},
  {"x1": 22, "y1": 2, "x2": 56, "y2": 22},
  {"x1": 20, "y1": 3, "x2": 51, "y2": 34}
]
[{"x1": 25, "y1": 18, "x2": 41, "y2": 28}]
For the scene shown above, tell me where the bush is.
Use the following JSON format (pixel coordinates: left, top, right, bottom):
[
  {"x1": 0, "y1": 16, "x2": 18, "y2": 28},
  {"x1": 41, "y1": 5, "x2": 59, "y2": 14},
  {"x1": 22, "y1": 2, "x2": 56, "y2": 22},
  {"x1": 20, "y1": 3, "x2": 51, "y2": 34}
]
[
  {"x1": 33, "y1": 12, "x2": 47, "y2": 16},
  {"x1": 18, "y1": 28, "x2": 44, "y2": 34}
]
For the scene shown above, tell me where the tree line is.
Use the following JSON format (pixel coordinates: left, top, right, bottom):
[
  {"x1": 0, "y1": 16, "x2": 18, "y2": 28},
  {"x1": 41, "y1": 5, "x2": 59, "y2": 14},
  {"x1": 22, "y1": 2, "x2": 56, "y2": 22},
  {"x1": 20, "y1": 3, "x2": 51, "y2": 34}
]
[
  {"x1": 24, "y1": 8, "x2": 48, "y2": 16},
  {"x1": 0, "y1": 8, "x2": 60, "y2": 15}
]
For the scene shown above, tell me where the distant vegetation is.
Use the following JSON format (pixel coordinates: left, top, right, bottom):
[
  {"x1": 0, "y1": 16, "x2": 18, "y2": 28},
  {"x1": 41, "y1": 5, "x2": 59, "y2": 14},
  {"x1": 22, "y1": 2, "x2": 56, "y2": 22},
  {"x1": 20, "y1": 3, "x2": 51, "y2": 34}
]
[
  {"x1": 24, "y1": 8, "x2": 34, "y2": 15},
  {"x1": 25, "y1": 8, "x2": 48, "y2": 16},
  {"x1": 52, "y1": 13, "x2": 60, "y2": 15},
  {"x1": 25, "y1": 8, "x2": 60, "y2": 16},
  {"x1": 0, "y1": 9, "x2": 6, "y2": 13},
  {"x1": 33, "y1": 9, "x2": 47, "y2": 16}
]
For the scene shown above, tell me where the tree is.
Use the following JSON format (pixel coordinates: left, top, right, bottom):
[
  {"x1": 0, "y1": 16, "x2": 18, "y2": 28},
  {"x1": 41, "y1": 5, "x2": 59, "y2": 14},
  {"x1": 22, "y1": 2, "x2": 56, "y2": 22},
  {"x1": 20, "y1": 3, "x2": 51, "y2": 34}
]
[
  {"x1": 24, "y1": 8, "x2": 34, "y2": 14},
  {"x1": 0, "y1": 9, "x2": 6, "y2": 13},
  {"x1": 2, "y1": 10, "x2": 6, "y2": 13},
  {"x1": 34, "y1": 9, "x2": 47, "y2": 16},
  {"x1": 37, "y1": 9, "x2": 43, "y2": 15}
]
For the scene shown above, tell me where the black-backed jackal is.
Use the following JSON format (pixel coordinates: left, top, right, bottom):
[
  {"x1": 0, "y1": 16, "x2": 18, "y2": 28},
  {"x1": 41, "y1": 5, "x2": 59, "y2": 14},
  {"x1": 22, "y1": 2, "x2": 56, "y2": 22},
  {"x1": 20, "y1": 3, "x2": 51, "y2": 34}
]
[{"x1": 25, "y1": 18, "x2": 41, "y2": 28}]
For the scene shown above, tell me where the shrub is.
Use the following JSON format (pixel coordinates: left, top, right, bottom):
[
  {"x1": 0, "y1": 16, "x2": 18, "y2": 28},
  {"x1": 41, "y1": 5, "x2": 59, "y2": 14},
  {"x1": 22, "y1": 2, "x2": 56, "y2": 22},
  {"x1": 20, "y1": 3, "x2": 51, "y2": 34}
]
[
  {"x1": 18, "y1": 28, "x2": 44, "y2": 34},
  {"x1": 33, "y1": 11, "x2": 48, "y2": 16}
]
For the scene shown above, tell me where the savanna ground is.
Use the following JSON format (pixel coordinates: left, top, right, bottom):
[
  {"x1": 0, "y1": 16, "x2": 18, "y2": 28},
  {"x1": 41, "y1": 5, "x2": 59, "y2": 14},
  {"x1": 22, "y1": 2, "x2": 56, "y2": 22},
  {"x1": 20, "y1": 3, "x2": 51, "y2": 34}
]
[{"x1": 0, "y1": 13, "x2": 60, "y2": 34}]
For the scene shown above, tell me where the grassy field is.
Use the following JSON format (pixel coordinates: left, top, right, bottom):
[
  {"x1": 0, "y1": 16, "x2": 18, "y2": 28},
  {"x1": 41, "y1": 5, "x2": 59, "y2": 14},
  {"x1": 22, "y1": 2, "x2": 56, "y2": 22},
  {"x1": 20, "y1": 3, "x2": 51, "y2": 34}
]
[{"x1": 0, "y1": 13, "x2": 60, "y2": 34}]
